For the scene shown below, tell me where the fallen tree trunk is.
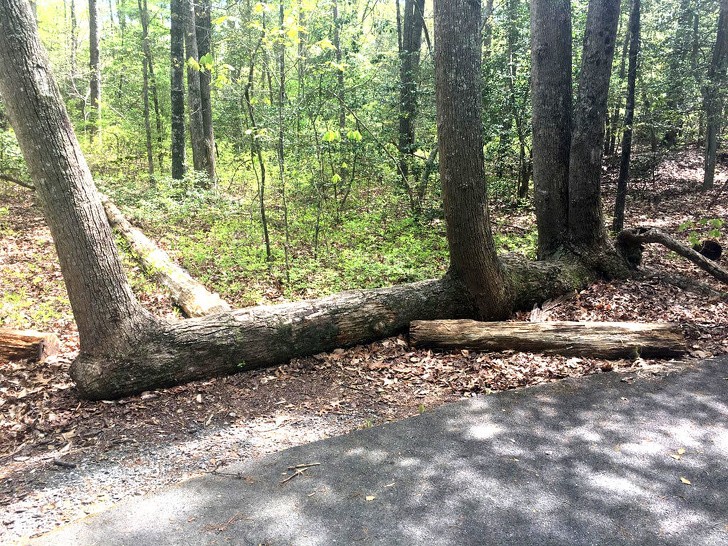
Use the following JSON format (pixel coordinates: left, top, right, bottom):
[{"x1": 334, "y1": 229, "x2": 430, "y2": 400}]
[
  {"x1": 0, "y1": 328, "x2": 60, "y2": 362},
  {"x1": 618, "y1": 227, "x2": 728, "y2": 284},
  {"x1": 409, "y1": 319, "x2": 687, "y2": 359},
  {"x1": 70, "y1": 255, "x2": 599, "y2": 399},
  {"x1": 101, "y1": 195, "x2": 231, "y2": 317}
]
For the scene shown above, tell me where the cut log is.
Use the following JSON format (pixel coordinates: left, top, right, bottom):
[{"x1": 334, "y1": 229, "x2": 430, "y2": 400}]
[
  {"x1": 101, "y1": 195, "x2": 231, "y2": 317},
  {"x1": 0, "y1": 328, "x2": 60, "y2": 362},
  {"x1": 409, "y1": 320, "x2": 687, "y2": 359}
]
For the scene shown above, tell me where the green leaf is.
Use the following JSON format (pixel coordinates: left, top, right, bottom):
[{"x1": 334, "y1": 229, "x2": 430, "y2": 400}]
[
  {"x1": 322, "y1": 130, "x2": 340, "y2": 143},
  {"x1": 212, "y1": 15, "x2": 229, "y2": 25},
  {"x1": 187, "y1": 57, "x2": 200, "y2": 71},
  {"x1": 199, "y1": 53, "x2": 214, "y2": 71},
  {"x1": 331, "y1": 173, "x2": 342, "y2": 184},
  {"x1": 346, "y1": 130, "x2": 363, "y2": 142}
]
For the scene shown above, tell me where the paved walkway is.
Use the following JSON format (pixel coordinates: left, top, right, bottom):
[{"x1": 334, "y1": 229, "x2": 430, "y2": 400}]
[{"x1": 29, "y1": 357, "x2": 728, "y2": 545}]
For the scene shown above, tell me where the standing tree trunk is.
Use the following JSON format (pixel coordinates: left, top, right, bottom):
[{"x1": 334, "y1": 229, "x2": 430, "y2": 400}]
[
  {"x1": 434, "y1": 0, "x2": 511, "y2": 320},
  {"x1": 397, "y1": 0, "x2": 425, "y2": 211},
  {"x1": 703, "y1": 0, "x2": 728, "y2": 190},
  {"x1": 139, "y1": 0, "x2": 153, "y2": 177},
  {"x1": 170, "y1": 0, "x2": 186, "y2": 179},
  {"x1": 88, "y1": 0, "x2": 101, "y2": 144},
  {"x1": 195, "y1": 0, "x2": 216, "y2": 183},
  {"x1": 568, "y1": 0, "x2": 622, "y2": 249},
  {"x1": 612, "y1": 0, "x2": 641, "y2": 233},
  {"x1": 185, "y1": 0, "x2": 207, "y2": 181},
  {"x1": 530, "y1": 0, "x2": 572, "y2": 259}
]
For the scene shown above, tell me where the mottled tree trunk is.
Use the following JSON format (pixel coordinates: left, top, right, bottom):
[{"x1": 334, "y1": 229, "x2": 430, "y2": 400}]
[
  {"x1": 88, "y1": 0, "x2": 101, "y2": 143},
  {"x1": 170, "y1": 0, "x2": 186, "y2": 179},
  {"x1": 703, "y1": 0, "x2": 728, "y2": 190},
  {"x1": 195, "y1": 0, "x2": 216, "y2": 183},
  {"x1": 434, "y1": 0, "x2": 511, "y2": 320},
  {"x1": 139, "y1": 0, "x2": 153, "y2": 177},
  {"x1": 530, "y1": 0, "x2": 572, "y2": 259},
  {"x1": 612, "y1": 0, "x2": 641, "y2": 233},
  {"x1": 568, "y1": 0, "x2": 622, "y2": 249}
]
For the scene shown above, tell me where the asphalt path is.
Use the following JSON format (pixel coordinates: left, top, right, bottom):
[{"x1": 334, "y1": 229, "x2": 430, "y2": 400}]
[{"x1": 29, "y1": 357, "x2": 728, "y2": 545}]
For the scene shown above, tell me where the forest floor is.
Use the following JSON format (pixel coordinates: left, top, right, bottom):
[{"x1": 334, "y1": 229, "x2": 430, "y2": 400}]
[{"x1": 1, "y1": 147, "x2": 727, "y2": 542}]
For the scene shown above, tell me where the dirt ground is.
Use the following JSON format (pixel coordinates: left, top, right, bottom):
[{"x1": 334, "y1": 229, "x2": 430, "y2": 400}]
[{"x1": 1, "y1": 148, "x2": 727, "y2": 542}]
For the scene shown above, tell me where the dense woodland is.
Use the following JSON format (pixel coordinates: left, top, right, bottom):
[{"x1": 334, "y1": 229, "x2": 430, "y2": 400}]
[{"x1": 0, "y1": 0, "x2": 727, "y2": 399}]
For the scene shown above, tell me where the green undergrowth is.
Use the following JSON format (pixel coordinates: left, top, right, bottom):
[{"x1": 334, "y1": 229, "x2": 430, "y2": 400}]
[{"x1": 102, "y1": 175, "x2": 537, "y2": 306}]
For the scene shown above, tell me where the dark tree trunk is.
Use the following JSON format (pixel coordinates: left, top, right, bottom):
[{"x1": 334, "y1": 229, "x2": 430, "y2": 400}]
[
  {"x1": 530, "y1": 0, "x2": 572, "y2": 259},
  {"x1": 139, "y1": 0, "x2": 153, "y2": 177},
  {"x1": 170, "y1": 0, "x2": 186, "y2": 179},
  {"x1": 482, "y1": 0, "x2": 495, "y2": 58},
  {"x1": 434, "y1": 0, "x2": 511, "y2": 319},
  {"x1": 612, "y1": 0, "x2": 641, "y2": 233},
  {"x1": 88, "y1": 0, "x2": 101, "y2": 143},
  {"x1": 397, "y1": 0, "x2": 425, "y2": 208},
  {"x1": 568, "y1": 0, "x2": 622, "y2": 249},
  {"x1": 195, "y1": 0, "x2": 216, "y2": 182},
  {"x1": 703, "y1": 0, "x2": 728, "y2": 190},
  {"x1": 138, "y1": 0, "x2": 163, "y2": 172},
  {"x1": 184, "y1": 0, "x2": 207, "y2": 181}
]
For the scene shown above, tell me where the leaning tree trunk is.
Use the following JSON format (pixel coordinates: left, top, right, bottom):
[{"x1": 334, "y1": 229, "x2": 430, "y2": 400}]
[
  {"x1": 0, "y1": 0, "x2": 619, "y2": 400},
  {"x1": 703, "y1": 0, "x2": 728, "y2": 190},
  {"x1": 568, "y1": 0, "x2": 622, "y2": 249},
  {"x1": 434, "y1": 0, "x2": 512, "y2": 320},
  {"x1": 530, "y1": 0, "x2": 572, "y2": 259},
  {"x1": 612, "y1": 0, "x2": 641, "y2": 233}
]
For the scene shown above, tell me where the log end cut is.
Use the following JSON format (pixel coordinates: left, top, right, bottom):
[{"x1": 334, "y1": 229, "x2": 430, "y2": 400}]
[{"x1": 0, "y1": 328, "x2": 61, "y2": 363}]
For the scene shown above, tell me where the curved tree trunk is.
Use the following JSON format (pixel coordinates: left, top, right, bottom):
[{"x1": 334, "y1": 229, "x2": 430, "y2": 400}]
[{"x1": 434, "y1": 0, "x2": 511, "y2": 320}]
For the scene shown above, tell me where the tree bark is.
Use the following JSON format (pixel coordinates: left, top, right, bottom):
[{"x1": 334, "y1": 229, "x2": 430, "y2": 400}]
[
  {"x1": 170, "y1": 0, "x2": 186, "y2": 179},
  {"x1": 0, "y1": 329, "x2": 60, "y2": 363},
  {"x1": 612, "y1": 0, "x2": 641, "y2": 233},
  {"x1": 409, "y1": 320, "x2": 687, "y2": 359},
  {"x1": 139, "y1": 0, "x2": 154, "y2": 178},
  {"x1": 703, "y1": 0, "x2": 728, "y2": 190},
  {"x1": 195, "y1": 0, "x2": 216, "y2": 182},
  {"x1": 101, "y1": 196, "x2": 231, "y2": 317},
  {"x1": 185, "y1": 0, "x2": 207, "y2": 181},
  {"x1": 88, "y1": 0, "x2": 101, "y2": 143},
  {"x1": 434, "y1": 0, "x2": 511, "y2": 320},
  {"x1": 568, "y1": 0, "x2": 622, "y2": 248},
  {"x1": 530, "y1": 0, "x2": 572, "y2": 258}
]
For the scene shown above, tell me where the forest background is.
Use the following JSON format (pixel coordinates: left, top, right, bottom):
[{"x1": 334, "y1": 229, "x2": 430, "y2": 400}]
[{"x1": 1, "y1": 0, "x2": 725, "y2": 315}]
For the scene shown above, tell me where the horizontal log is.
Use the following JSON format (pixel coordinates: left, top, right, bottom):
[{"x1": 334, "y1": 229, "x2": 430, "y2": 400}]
[
  {"x1": 409, "y1": 320, "x2": 687, "y2": 359},
  {"x1": 0, "y1": 328, "x2": 60, "y2": 362},
  {"x1": 71, "y1": 256, "x2": 602, "y2": 400},
  {"x1": 101, "y1": 195, "x2": 231, "y2": 318}
]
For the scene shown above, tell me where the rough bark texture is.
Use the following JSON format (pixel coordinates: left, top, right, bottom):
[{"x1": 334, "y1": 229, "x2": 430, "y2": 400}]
[
  {"x1": 568, "y1": 0, "x2": 622, "y2": 248},
  {"x1": 618, "y1": 227, "x2": 728, "y2": 284},
  {"x1": 88, "y1": 0, "x2": 101, "y2": 142},
  {"x1": 398, "y1": 0, "x2": 425, "y2": 179},
  {"x1": 0, "y1": 0, "x2": 156, "y2": 355},
  {"x1": 434, "y1": 0, "x2": 511, "y2": 320},
  {"x1": 409, "y1": 320, "x2": 687, "y2": 359},
  {"x1": 530, "y1": 0, "x2": 572, "y2": 258},
  {"x1": 703, "y1": 0, "x2": 728, "y2": 190},
  {"x1": 612, "y1": 0, "x2": 641, "y2": 233},
  {"x1": 101, "y1": 196, "x2": 231, "y2": 317},
  {"x1": 0, "y1": 329, "x2": 60, "y2": 362},
  {"x1": 170, "y1": 0, "x2": 186, "y2": 179},
  {"x1": 195, "y1": 0, "x2": 216, "y2": 182}
]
